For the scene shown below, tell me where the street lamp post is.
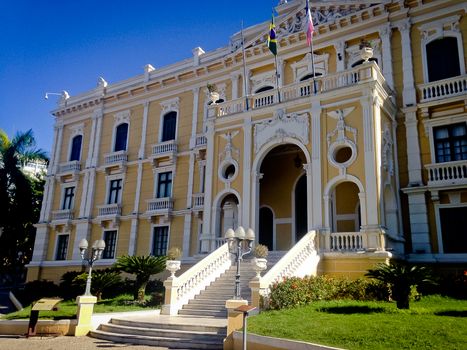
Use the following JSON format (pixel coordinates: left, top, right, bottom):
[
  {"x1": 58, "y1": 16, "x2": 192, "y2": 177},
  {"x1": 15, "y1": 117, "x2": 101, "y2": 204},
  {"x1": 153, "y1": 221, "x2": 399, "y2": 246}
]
[
  {"x1": 78, "y1": 239, "x2": 106, "y2": 296},
  {"x1": 225, "y1": 227, "x2": 255, "y2": 299}
]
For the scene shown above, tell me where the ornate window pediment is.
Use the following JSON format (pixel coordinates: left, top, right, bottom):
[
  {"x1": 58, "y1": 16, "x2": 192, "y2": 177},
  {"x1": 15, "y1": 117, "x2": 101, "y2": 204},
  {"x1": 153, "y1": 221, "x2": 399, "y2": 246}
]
[
  {"x1": 291, "y1": 52, "x2": 329, "y2": 81},
  {"x1": 250, "y1": 71, "x2": 276, "y2": 93}
]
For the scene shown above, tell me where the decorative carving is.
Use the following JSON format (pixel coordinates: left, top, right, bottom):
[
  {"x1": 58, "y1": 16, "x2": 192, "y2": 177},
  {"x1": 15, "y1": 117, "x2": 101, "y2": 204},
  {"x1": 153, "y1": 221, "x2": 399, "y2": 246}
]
[
  {"x1": 382, "y1": 123, "x2": 394, "y2": 176},
  {"x1": 114, "y1": 110, "x2": 130, "y2": 124},
  {"x1": 291, "y1": 52, "x2": 329, "y2": 81},
  {"x1": 326, "y1": 108, "x2": 356, "y2": 146},
  {"x1": 254, "y1": 109, "x2": 309, "y2": 153},
  {"x1": 69, "y1": 123, "x2": 84, "y2": 137},
  {"x1": 160, "y1": 97, "x2": 180, "y2": 114},
  {"x1": 250, "y1": 71, "x2": 276, "y2": 93},
  {"x1": 418, "y1": 15, "x2": 461, "y2": 43},
  {"x1": 345, "y1": 39, "x2": 381, "y2": 68},
  {"x1": 219, "y1": 131, "x2": 240, "y2": 164}
]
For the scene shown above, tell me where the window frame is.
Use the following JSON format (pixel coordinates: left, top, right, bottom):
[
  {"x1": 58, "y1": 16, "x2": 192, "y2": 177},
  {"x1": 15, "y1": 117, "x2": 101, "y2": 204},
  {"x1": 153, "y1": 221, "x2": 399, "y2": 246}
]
[
  {"x1": 69, "y1": 134, "x2": 83, "y2": 162},
  {"x1": 433, "y1": 123, "x2": 467, "y2": 163},
  {"x1": 151, "y1": 225, "x2": 169, "y2": 256},
  {"x1": 62, "y1": 186, "x2": 75, "y2": 210},
  {"x1": 113, "y1": 122, "x2": 129, "y2": 152},
  {"x1": 102, "y1": 230, "x2": 118, "y2": 259},
  {"x1": 156, "y1": 171, "x2": 173, "y2": 198},
  {"x1": 427, "y1": 118, "x2": 467, "y2": 164},
  {"x1": 54, "y1": 233, "x2": 69, "y2": 261},
  {"x1": 434, "y1": 202, "x2": 467, "y2": 254},
  {"x1": 107, "y1": 178, "x2": 123, "y2": 204}
]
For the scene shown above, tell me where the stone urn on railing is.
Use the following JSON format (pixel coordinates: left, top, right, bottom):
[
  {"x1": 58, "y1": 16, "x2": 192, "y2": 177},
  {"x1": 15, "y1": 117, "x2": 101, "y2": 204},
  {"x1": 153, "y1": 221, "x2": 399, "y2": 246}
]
[
  {"x1": 166, "y1": 247, "x2": 182, "y2": 278},
  {"x1": 359, "y1": 39, "x2": 374, "y2": 62},
  {"x1": 207, "y1": 83, "x2": 219, "y2": 104},
  {"x1": 252, "y1": 244, "x2": 269, "y2": 278}
]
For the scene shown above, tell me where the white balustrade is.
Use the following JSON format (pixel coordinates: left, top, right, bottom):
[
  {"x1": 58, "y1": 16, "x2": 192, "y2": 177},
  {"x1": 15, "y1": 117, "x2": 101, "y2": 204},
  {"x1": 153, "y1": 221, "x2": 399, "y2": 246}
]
[
  {"x1": 104, "y1": 151, "x2": 128, "y2": 165},
  {"x1": 162, "y1": 243, "x2": 231, "y2": 315},
  {"x1": 250, "y1": 231, "x2": 319, "y2": 308},
  {"x1": 194, "y1": 134, "x2": 207, "y2": 148},
  {"x1": 329, "y1": 232, "x2": 364, "y2": 251},
  {"x1": 426, "y1": 160, "x2": 467, "y2": 186},
  {"x1": 152, "y1": 140, "x2": 177, "y2": 156},
  {"x1": 418, "y1": 75, "x2": 467, "y2": 103},
  {"x1": 252, "y1": 90, "x2": 276, "y2": 108},
  {"x1": 214, "y1": 237, "x2": 227, "y2": 249},
  {"x1": 58, "y1": 161, "x2": 81, "y2": 174},
  {"x1": 147, "y1": 197, "x2": 174, "y2": 212},
  {"x1": 192, "y1": 193, "x2": 204, "y2": 209},
  {"x1": 97, "y1": 204, "x2": 121, "y2": 216},
  {"x1": 51, "y1": 209, "x2": 73, "y2": 221},
  {"x1": 217, "y1": 99, "x2": 244, "y2": 116}
]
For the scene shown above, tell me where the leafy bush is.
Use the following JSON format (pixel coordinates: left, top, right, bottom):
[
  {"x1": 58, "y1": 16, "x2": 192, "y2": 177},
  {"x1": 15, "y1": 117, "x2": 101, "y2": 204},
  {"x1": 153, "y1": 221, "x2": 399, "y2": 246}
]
[
  {"x1": 59, "y1": 270, "x2": 84, "y2": 300},
  {"x1": 268, "y1": 275, "x2": 389, "y2": 310},
  {"x1": 15, "y1": 280, "x2": 61, "y2": 306},
  {"x1": 72, "y1": 268, "x2": 121, "y2": 301}
]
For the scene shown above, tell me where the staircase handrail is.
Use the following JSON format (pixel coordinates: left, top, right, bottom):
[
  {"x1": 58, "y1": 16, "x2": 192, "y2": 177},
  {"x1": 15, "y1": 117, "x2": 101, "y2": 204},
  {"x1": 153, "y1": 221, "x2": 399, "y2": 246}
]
[
  {"x1": 162, "y1": 243, "x2": 231, "y2": 315},
  {"x1": 250, "y1": 231, "x2": 320, "y2": 308}
]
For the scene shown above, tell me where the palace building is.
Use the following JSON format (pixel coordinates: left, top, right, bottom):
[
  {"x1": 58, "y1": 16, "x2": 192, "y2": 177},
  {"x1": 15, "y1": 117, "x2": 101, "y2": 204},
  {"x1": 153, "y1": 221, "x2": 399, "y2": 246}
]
[{"x1": 28, "y1": 0, "x2": 467, "y2": 284}]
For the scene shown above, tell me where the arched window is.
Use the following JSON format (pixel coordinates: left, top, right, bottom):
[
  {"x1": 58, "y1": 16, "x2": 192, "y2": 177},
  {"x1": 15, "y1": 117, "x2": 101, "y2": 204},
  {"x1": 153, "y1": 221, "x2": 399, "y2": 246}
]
[
  {"x1": 69, "y1": 135, "x2": 82, "y2": 161},
  {"x1": 255, "y1": 86, "x2": 274, "y2": 94},
  {"x1": 426, "y1": 37, "x2": 460, "y2": 82},
  {"x1": 300, "y1": 73, "x2": 322, "y2": 81},
  {"x1": 161, "y1": 111, "x2": 177, "y2": 142},
  {"x1": 114, "y1": 123, "x2": 128, "y2": 152},
  {"x1": 351, "y1": 57, "x2": 378, "y2": 68}
]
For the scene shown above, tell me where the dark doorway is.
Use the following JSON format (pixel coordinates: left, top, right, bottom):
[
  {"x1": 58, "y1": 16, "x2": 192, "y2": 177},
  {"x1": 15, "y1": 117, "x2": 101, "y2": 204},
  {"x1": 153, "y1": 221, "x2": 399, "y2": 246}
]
[
  {"x1": 259, "y1": 207, "x2": 274, "y2": 250},
  {"x1": 427, "y1": 37, "x2": 460, "y2": 82},
  {"x1": 295, "y1": 175, "x2": 307, "y2": 242},
  {"x1": 440, "y1": 207, "x2": 467, "y2": 253}
]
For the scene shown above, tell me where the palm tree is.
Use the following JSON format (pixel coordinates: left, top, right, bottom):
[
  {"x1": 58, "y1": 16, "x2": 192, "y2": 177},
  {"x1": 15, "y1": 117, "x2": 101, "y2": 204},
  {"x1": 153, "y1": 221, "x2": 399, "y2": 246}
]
[
  {"x1": 113, "y1": 255, "x2": 167, "y2": 302},
  {"x1": 365, "y1": 262, "x2": 435, "y2": 309},
  {"x1": 0, "y1": 129, "x2": 48, "y2": 283}
]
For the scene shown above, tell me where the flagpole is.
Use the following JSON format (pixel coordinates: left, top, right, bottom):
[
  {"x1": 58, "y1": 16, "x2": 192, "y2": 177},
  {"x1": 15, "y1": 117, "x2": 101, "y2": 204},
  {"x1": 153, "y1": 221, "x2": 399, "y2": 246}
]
[
  {"x1": 274, "y1": 53, "x2": 281, "y2": 103},
  {"x1": 241, "y1": 21, "x2": 249, "y2": 111}
]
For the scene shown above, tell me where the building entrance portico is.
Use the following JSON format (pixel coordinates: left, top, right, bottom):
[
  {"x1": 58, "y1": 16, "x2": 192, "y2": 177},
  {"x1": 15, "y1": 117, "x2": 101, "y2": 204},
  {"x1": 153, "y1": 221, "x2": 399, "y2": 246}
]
[{"x1": 254, "y1": 143, "x2": 310, "y2": 251}]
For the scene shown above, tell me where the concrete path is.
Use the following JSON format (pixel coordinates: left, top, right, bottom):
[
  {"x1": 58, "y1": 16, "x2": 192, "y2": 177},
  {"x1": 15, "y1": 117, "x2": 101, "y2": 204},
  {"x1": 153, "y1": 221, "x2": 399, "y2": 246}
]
[{"x1": 0, "y1": 334, "x2": 188, "y2": 350}]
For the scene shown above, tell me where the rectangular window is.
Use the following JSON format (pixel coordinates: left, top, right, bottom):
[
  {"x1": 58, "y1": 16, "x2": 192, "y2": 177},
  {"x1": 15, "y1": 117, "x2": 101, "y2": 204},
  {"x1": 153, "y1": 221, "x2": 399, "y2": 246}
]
[
  {"x1": 152, "y1": 226, "x2": 169, "y2": 256},
  {"x1": 55, "y1": 234, "x2": 69, "y2": 260},
  {"x1": 439, "y1": 207, "x2": 467, "y2": 253},
  {"x1": 102, "y1": 230, "x2": 117, "y2": 259},
  {"x1": 434, "y1": 123, "x2": 467, "y2": 163},
  {"x1": 108, "y1": 179, "x2": 122, "y2": 204},
  {"x1": 62, "y1": 186, "x2": 75, "y2": 210},
  {"x1": 157, "y1": 172, "x2": 172, "y2": 198}
]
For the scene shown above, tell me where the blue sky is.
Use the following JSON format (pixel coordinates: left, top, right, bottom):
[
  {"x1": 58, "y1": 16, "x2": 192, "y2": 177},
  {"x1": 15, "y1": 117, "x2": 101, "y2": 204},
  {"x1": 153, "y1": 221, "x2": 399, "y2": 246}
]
[{"x1": 0, "y1": 0, "x2": 280, "y2": 155}]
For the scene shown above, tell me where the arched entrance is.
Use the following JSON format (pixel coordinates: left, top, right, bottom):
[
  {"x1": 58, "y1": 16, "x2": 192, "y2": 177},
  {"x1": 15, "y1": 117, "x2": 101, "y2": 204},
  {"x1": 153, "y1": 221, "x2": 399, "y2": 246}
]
[
  {"x1": 331, "y1": 181, "x2": 361, "y2": 232},
  {"x1": 218, "y1": 194, "x2": 239, "y2": 238},
  {"x1": 258, "y1": 144, "x2": 308, "y2": 250}
]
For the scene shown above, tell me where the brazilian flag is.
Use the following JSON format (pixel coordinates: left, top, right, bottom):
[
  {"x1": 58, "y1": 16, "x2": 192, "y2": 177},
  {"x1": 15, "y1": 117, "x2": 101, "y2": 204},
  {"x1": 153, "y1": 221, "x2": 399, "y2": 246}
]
[{"x1": 267, "y1": 14, "x2": 277, "y2": 56}]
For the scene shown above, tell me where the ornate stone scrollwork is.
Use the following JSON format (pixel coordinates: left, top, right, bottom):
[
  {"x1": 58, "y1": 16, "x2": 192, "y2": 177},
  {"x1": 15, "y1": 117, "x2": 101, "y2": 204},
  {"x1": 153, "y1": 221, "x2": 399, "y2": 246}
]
[
  {"x1": 254, "y1": 108, "x2": 309, "y2": 153},
  {"x1": 382, "y1": 123, "x2": 394, "y2": 177}
]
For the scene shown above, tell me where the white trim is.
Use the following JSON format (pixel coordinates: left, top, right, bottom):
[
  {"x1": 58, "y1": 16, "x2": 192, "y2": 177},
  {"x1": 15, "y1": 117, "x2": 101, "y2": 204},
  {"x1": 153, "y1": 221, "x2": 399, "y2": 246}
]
[
  {"x1": 111, "y1": 110, "x2": 131, "y2": 152},
  {"x1": 150, "y1": 223, "x2": 171, "y2": 256},
  {"x1": 105, "y1": 174, "x2": 125, "y2": 205},
  {"x1": 67, "y1": 128, "x2": 84, "y2": 162},
  {"x1": 418, "y1": 15, "x2": 465, "y2": 83},
  {"x1": 291, "y1": 172, "x2": 306, "y2": 245},
  {"x1": 158, "y1": 97, "x2": 180, "y2": 142},
  {"x1": 59, "y1": 181, "x2": 77, "y2": 210},
  {"x1": 259, "y1": 205, "x2": 276, "y2": 250},
  {"x1": 101, "y1": 228, "x2": 119, "y2": 260},
  {"x1": 212, "y1": 189, "x2": 242, "y2": 239},
  {"x1": 153, "y1": 168, "x2": 174, "y2": 198},
  {"x1": 434, "y1": 202, "x2": 467, "y2": 254}
]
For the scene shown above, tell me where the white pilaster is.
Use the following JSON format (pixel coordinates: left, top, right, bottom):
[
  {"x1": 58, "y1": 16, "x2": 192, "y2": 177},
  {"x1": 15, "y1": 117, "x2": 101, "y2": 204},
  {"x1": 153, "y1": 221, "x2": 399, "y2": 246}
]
[
  {"x1": 242, "y1": 116, "x2": 252, "y2": 228},
  {"x1": 128, "y1": 219, "x2": 138, "y2": 255},
  {"x1": 30, "y1": 224, "x2": 49, "y2": 262},
  {"x1": 138, "y1": 102, "x2": 149, "y2": 159},
  {"x1": 201, "y1": 120, "x2": 215, "y2": 252},
  {"x1": 334, "y1": 41, "x2": 345, "y2": 72},
  {"x1": 407, "y1": 191, "x2": 431, "y2": 253},
  {"x1": 311, "y1": 101, "x2": 322, "y2": 229},
  {"x1": 72, "y1": 222, "x2": 91, "y2": 260},
  {"x1": 230, "y1": 72, "x2": 240, "y2": 100},
  {"x1": 379, "y1": 24, "x2": 394, "y2": 89},
  {"x1": 304, "y1": 163, "x2": 313, "y2": 233},
  {"x1": 278, "y1": 58, "x2": 285, "y2": 87},
  {"x1": 397, "y1": 19, "x2": 416, "y2": 106},
  {"x1": 182, "y1": 214, "x2": 192, "y2": 258},
  {"x1": 251, "y1": 171, "x2": 263, "y2": 237},
  {"x1": 404, "y1": 107, "x2": 423, "y2": 185},
  {"x1": 189, "y1": 88, "x2": 200, "y2": 148},
  {"x1": 53, "y1": 124, "x2": 64, "y2": 174}
]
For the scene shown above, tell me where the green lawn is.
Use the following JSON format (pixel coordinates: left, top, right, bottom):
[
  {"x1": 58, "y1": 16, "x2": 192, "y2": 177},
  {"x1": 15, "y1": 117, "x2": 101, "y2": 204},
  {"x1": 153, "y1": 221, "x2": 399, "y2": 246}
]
[
  {"x1": 248, "y1": 295, "x2": 467, "y2": 350},
  {"x1": 3, "y1": 294, "x2": 156, "y2": 320}
]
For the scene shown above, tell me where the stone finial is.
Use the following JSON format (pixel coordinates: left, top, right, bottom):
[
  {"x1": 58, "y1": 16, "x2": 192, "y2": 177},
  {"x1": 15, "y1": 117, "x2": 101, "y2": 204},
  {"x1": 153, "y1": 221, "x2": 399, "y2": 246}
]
[{"x1": 192, "y1": 47, "x2": 205, "y2": 66}]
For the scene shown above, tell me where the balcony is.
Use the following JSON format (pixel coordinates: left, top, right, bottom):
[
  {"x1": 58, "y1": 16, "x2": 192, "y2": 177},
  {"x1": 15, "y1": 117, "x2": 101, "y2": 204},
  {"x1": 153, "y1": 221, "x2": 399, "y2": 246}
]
[
  {"x1": 150, "y1": 140, "x2": 177, "y2": 167},
  {"x1": 52, "y1": 209, "x2": 74, "y2": 221},
  {"x1": 329, "y1": 232, "x2": 364, "y2": 252},
  {"x1": 425, "y1": 160, "x2": 467, "y2": 187},
  {"x1": 192, "y1": 193, "x2": 204, "y2": 213},
  {"x1": 418, "y1": 74, "x2": 467, "y2": 104},
  {"x1": 97, "y1": 203, "x2": 121, "y2": 217},
  {"x1": 146, "y1": 197, "x2": 174, "y2": 219},
  {"x1": 103, "y1": 150, "x2": 127, "y2": 173},
  {"x1": 208, "y1": 62, "x2": 379, "y2": 118},
  {"x1": 57, "y1": 160, "x2": 81, "y2": 181}
]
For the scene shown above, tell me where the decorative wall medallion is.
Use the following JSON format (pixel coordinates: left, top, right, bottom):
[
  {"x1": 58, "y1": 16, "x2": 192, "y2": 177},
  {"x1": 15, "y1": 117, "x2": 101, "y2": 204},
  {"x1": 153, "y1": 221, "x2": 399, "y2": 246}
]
[
  {"x1": 218, "y1": 131, "x2": 240, "y2": 185},
  {"x1": 254, "y1": 108, "x2": 309, "y2": 153},
  {"x1": 327, "y1": 107, "x2": 357, "y2": 174}
]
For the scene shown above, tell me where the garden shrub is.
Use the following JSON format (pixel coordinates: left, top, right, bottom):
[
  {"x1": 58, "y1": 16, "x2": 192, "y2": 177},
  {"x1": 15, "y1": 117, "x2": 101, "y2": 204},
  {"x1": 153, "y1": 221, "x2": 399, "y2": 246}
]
[
  {"x1": 268, "y1": 275, "x2": 389, "y2": 310},
  {"x1": 15, "y1": 280, "x2": 61, "y2": 306}
]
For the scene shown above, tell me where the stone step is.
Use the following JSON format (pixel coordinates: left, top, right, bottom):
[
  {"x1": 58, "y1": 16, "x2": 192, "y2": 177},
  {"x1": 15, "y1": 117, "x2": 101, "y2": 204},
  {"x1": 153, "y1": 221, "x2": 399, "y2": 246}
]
[
  {"x1": 111, "y1": 318, "x2": 225, "y2": 334},
  {"x1": 178, "y1": 309, "x2": 227, "y2": 317},
  {"x1": 91, "y1": 329, "x2": 223, "y2": 350},
  {"x1": 182, "y1": 304, "x2": 227, "y2": 311},
  {"x1": 100, "y1": 323, "x2": 226, "y2": 341}
]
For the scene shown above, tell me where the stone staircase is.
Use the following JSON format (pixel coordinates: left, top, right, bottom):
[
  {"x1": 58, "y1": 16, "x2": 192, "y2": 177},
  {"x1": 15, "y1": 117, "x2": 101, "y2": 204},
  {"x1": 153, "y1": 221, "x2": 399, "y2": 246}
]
[{"x1": 91, "y1": 251, "x2": 286, "y2": 348}]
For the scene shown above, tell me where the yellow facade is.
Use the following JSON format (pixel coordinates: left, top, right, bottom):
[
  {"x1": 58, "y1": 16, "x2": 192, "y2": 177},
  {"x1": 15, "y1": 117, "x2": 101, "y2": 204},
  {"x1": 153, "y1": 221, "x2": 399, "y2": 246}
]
[{"x1": 28, "y1": 0, "x2": 467, "y2": 284}]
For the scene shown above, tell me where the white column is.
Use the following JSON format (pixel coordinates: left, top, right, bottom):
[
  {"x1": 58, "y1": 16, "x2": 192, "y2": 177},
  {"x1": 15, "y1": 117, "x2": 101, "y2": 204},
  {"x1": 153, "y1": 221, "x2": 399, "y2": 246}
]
[
  {"x1": 230, "y1": 72, "x2": 240, "y2": 100},
  {"x1": 250, "y1": 171, "x2": 263, "y2": 237},
  {"x1": 182, "y1": 214, "x2": 192, "y2": 258},
  {"x1": 73, "y1": 222, "x2": 91, "y2": 260},
  {"x1": 304, "y1": 163, "x2": 313, "y2": 233},
  {"x1": 182, "y1": 152, "x2": 196, "y2": 257},
  {"x1": 404, "y1": 107, "x2": 423, "y2": 185},
  {"x1": 379, "y1": 24, "x2": 394, "y2": 89},
  {"x1": 334, "y1": 41, "x2": 345, "y2": 72},
  {"x1": 311, "y1": 101, "x2": 322, "y2": 229},
  {"x1": 397, "y1": 19, "x2": 417, "y2": 106},
  {"x1": 201, "y1": 120, "x2": 215, "y2": 252},
  {"x1": 189, "y1": 88, "x2": 200, "y2": 148},
  {"x1": 138, "y1": 102, "x2": 149, "y2": 159},
  {"x1": 30, "y1": 224, "x2": 49, "y2": 263},
  {"x1": 128, "y1": 219, "x2": 139, "y2": 255},
  {"x1": 278, "y1": 58, "x2": 285, "y2": 87},
  {"x1": 242, "y1": 116, "x2": 252, "y2": 228},
  {"x1": 361, "y1": 94, "x2": 379, "y2": 227},
  {"x1": 52, "y1": 124, "x2": 64, "y2": 174},
  {"x1": 408, "y1": 191, "x2": 431, "y2": 253}
]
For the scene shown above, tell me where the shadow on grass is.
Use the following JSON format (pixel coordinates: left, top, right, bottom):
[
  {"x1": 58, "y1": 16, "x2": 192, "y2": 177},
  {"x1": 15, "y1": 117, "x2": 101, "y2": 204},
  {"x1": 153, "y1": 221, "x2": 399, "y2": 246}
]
[
  {"x1": 319, "y1": 305, "x2": 386, "y2": 314},
  {"x1": 435, "y1": 310, "x2": 467, "y2": 317}
]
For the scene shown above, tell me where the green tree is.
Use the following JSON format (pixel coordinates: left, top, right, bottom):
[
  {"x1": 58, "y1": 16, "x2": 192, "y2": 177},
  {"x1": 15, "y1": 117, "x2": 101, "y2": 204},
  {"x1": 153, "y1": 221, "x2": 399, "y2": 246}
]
[
  {"x1": 0, "y1": 129, "x2": 48, "y2": 284},
  {"x1": 365, "y1": 262, "x2": 435, "y2": 309},
  {"x1": 113, "y1": 255, "x2": 166, "y2": 302}
]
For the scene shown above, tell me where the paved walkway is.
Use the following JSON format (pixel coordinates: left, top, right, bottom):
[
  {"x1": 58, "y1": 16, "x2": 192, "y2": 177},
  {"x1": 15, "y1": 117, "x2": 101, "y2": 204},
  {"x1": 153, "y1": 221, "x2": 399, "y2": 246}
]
[{"x1": 0, "y1": 335, "x2": 181, "y2": 350}]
